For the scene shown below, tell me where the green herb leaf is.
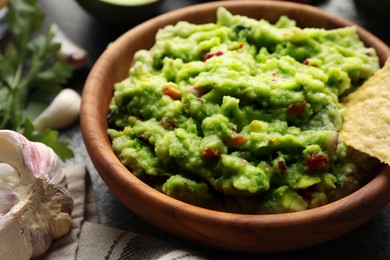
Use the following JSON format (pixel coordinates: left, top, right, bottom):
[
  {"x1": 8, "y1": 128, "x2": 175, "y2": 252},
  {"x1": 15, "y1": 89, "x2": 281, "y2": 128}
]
[
  {"x1": 0, "y1": 0, "x2": 75, "y2": 160},
  {"x1": 6, "y1": 0, "x2": 44, "y2": 50}
]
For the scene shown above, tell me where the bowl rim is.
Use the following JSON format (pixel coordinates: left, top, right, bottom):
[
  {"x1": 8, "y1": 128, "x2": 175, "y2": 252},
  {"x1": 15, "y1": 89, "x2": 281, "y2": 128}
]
[
  {"x1": 81, "y1": 0, "x2": 390, "y2": 251},
  {"x1": 98, "y1": 0, "x2": 161, "y2": 7}
]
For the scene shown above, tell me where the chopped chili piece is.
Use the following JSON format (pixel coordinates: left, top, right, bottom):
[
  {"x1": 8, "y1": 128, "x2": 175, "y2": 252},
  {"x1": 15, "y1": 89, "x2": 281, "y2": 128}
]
[
  {"x1": 287, "y1": 101, "x2": 306, "y2": 117},
  {"x1": 202, "y1": 50, "x2": 224, "y2": 62},
  {"x1": 226, "y1": 134, "x2": 247, "y2": 147},
  {"x1": 305, "y1": 153, "x2": 329, "y2": 172},
  {"x1": 202, "y1": 148, "x2": 221, "y2": 159},
  {"x1": 277, "y1": 160, "x2": 287, "y2": 175},
  {"x1": 163, "y1": 86, "x2": 181, "y2": 100},
  {"x1": 302, "y1": 59, "x2": 318, "y2": 67}
]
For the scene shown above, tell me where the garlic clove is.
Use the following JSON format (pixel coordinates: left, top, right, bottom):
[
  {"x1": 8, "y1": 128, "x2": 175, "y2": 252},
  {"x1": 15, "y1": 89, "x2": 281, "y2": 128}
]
[
  {"x1": 0, "y1": 190, "x2": 15, "y2": 215},
  {"x1": 0, "y1": 130, "x2": 74, "y2": 259},
  {"x1": 49, "y1": 212, "x2": 72, "y2": 239},
  {"x1": 0, "y1": 215, "x2": 33, "y2": 260},
  {"x1": 26, "y1": 227, "x2": 54, "y2": 258},
  {"x1": 0, "y1": 180, "x2": 14, "y2": 191},
  {"x1": 33, "y1": 88, "x2": 82, "y2": 132},
  {"x1": 0, "y1": 163, "x2": 15, "y2": 177},
  {"x1": 51, "y1": 23, "x2": 88, "y2": 69}
]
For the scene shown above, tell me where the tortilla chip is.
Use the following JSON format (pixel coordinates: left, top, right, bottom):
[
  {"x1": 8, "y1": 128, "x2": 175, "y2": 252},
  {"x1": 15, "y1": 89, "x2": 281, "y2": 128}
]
[{"x1": 339, "y1": 57, "x2": 390, "y2": 165}]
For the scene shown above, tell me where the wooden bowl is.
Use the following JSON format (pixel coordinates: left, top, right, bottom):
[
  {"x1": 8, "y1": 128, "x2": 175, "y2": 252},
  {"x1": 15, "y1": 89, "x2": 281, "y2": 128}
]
[
  {"x1": 80, "y1": 1, "x2": 390, "y2": 253},
  {"x1": 74, "y1": 0, "x2": 165, "y2": 25}
]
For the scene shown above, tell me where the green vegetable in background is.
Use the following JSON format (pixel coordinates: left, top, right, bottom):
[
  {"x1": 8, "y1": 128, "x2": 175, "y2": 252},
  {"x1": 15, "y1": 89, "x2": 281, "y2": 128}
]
[{"x1": 0, "y1": 0, "x2": 74, "y2": 160}]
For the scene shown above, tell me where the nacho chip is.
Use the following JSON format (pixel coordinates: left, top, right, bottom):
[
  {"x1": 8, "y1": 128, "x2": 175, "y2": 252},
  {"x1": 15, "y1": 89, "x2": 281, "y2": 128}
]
[{"x1": 340, "y1": 57, "x2": 390, "y2": 165}]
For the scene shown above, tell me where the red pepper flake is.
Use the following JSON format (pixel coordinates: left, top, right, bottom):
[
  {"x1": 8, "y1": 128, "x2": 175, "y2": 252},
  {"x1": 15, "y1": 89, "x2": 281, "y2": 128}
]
[
  {"x1": 277, "y1": 160, "x2": 287, "y2": 175},
  {"x1": 302, "y1": 59, "x2": 318, "y2": 67},
  {"x1": 202, "y1": 50, "x2": 224, "y2": 62},
  {"x1": 202, "y1": 148, "x2": 221, "y2": 159},
  {"x1": 287, "y1": 101, "x2": 306, "y2": 118},
  {"x1": 305, "y1": 153, "x2": 329, "y2": 172},
  {"x1": 227, "y1": 134, "x2": 247, "y2": 146},
  {"x1": 163, "y1": 86, "x2": 181, "y2": 100}
]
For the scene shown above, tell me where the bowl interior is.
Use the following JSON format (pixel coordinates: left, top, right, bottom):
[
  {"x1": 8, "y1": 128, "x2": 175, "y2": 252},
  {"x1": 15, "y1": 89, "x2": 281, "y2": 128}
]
[
  {"x1": 75, "y1": 0, "x2": 164, "y2": 24},
  {"x1": 81, "y1": 1, "x2": 390, "y2": 253},
  {"x1": 99, "y1": 0, "x2": 160, "y2": 6}
]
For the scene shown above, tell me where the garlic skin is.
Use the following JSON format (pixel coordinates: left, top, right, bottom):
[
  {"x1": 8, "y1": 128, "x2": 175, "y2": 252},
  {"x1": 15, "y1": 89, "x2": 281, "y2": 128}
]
[
  {"x1": 33, "y1": 88, "x2": 81, "y2": 132},
  {"x1": 0, "y1": 130, "x2": 73, "y2": 259},
  {"x1": 51, "y1": 23, "x2": 88, "y2": 69}
]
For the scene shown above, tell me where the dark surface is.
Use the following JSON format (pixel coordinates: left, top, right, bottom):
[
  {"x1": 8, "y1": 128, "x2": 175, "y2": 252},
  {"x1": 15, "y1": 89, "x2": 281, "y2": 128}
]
[{"x1": 38, "y1": 0, "x2": 390, "y2": 259}]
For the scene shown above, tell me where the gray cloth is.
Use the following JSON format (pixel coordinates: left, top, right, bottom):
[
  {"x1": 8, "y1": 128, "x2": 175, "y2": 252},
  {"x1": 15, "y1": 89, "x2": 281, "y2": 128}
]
[
  {"x1": 77, "y1": 222, "x2": 205, "y2": 260},
  {"x1": 38, "y1": 164, "x2": 390, "y2": 260},
  {"x1": 38, "y1": 164, "x2": 206, "y2": 260}
]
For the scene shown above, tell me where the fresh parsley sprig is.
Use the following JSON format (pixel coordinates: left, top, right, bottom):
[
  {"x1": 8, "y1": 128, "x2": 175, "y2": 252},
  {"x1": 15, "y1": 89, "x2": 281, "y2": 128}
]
[{"x1": 0, "y1": 0, "x2": 74, "y2": 160}]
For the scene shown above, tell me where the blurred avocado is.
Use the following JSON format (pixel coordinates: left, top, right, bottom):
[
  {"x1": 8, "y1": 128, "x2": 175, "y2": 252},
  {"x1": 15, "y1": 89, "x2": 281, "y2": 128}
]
[{"x1": 75, "y1": 0, "x2": 164, "y2": 25}]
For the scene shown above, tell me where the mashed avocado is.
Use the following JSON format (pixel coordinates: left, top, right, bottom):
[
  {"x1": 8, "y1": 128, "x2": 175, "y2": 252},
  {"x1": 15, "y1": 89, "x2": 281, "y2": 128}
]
[{"x1": 107, "y1": 8, "x2": 380, "y2": 214}]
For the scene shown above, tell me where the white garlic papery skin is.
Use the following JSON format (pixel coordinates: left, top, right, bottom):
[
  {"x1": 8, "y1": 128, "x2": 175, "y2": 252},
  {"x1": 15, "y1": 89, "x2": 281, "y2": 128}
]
[
  {"x1": 0, "y1": 130, "x2": 73, "y2": 259},
  {"x1": 51, "y1": 23, "x2": 88, "y2": 69},
  {"x1": 33, "y1": 88, "x2": 82, "y2": 132}
]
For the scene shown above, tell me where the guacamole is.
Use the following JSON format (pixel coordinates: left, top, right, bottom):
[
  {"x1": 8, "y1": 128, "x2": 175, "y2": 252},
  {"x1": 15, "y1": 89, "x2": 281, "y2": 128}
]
[{"x1": 107, "y1": 8, "x2": 380, "y2": 214}]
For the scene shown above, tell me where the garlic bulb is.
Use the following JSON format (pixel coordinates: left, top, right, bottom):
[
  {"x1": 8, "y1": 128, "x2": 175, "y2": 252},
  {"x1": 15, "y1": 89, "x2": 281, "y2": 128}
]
[
  {"x1": 33, "y1": 88, "x2": 81, "y2": 132},
  {"x1": 0, "y1": 130, "x2": 73, "y2": 259}
]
